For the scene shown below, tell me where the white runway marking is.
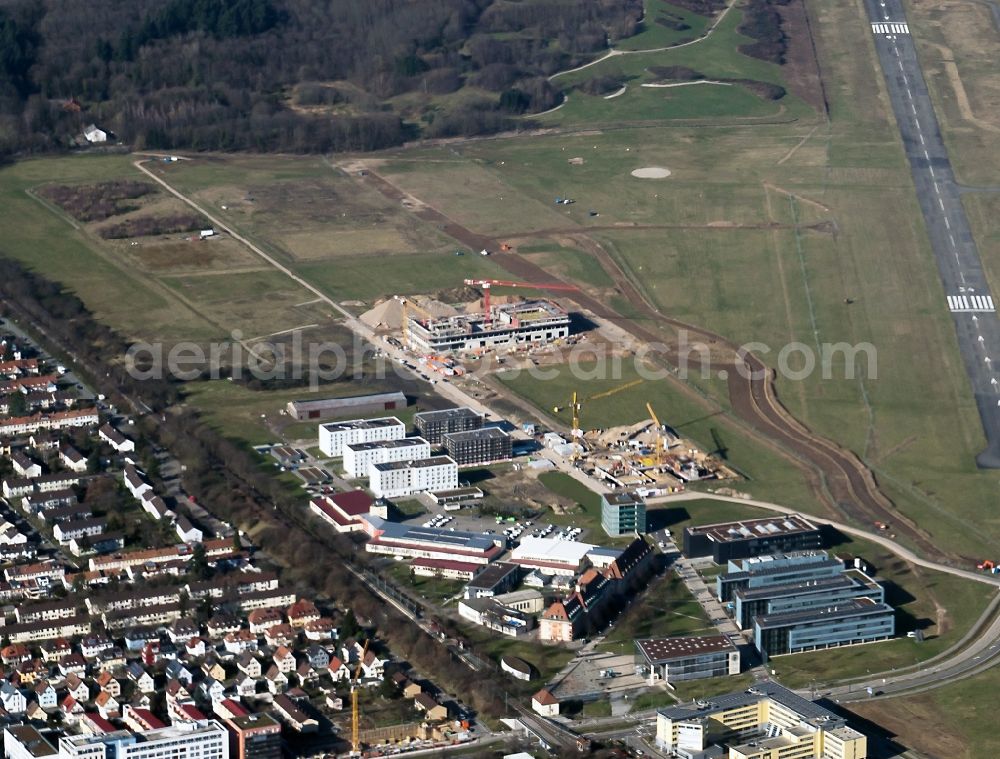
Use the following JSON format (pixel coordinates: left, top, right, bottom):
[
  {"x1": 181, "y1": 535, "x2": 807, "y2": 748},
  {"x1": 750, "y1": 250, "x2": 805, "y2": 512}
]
[
  {"x1": 872, "y1": 22, "x2": 909, "y2": 34},
  {"x1": 938, "y1": 197, "x2": 945, "y2": 210},
  {"x1": 949, "y1": 294, "x2": 996, "y2": 312},
  {"x1": 945, "y1": 217, "x2": 951, "y2": 230}
]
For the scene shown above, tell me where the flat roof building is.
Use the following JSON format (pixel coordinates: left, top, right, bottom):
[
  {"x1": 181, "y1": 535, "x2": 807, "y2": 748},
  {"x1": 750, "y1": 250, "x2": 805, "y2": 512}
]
[
  {"x1": 753, "y1": 598, "x2": 895, "y2": 659},
  {"x1": 287, "y1": 392, "x2": 406, "y2": 422},
  {"x1": 318, "y1": 416, "x2": 405, "y2": 457},
  {"x1": 656, "y1": 681, "x2": 868, "y2": 758},
  {"x1": 369, "y1": 455, "x2": 458, "y2": 498},
  {"x1": 224, "y1": 713, "x2": 282, "y2": 759},
  {"x1": 361, "y1": 514, "x2": 503, "y2": 566},
  {"x1": 443, "y1": 427, "x2": 512, "y2": 466},
  {"x1": 601, "y1": 491, "x2": 646, "y2": 536},
  {"x1": 343, "y1": 437, "x2": 431, "y2": 478},
  {"x1": 716, "y1": 551, "x2": 842, "y2": 602},
  {"x1": 414, "y1": 407, "x2": 484, "y2": 444},
  {"x1": 509, "y1": 536, "x2": 597, "y2": 577},
  {"x1": 635, "y1": 635, "x2": 740, "y2": 685},
  {"x1": 683, "y1": 514, "x2": 823, "y2": 563},
  {"x1": 3, "y1": 725, "x2": 58, "y2": 759},
  {"x1": 734, "y1": 570, "x2": 884, "y2": 630},
  {"x1": 407, "y1": 299, "x2": 570, "y2": 354},
  {"x1": 464, "y1": 561, "x2": 521, "y2": 599},
  {"x1": 58, "y1": 720, "x2": 228, "y2": 758}
]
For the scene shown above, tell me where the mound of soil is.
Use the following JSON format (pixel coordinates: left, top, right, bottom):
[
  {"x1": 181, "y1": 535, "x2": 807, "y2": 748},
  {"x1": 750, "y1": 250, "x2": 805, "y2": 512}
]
[
  {"x1": 668, "y1": 0, "x2": 726, "y2": 16},
  {"x1": 647, "y1": 65, "x2": 705, "y2": 82},
  {"x1": 578, "y1": 74, "x2": 629, "y2": 96}
]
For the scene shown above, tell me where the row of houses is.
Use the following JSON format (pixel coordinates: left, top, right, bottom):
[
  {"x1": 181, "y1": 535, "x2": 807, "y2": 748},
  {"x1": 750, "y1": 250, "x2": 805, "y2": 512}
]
[{"x1": 122, "y1": 464, "x2": 201, "y2": 543}]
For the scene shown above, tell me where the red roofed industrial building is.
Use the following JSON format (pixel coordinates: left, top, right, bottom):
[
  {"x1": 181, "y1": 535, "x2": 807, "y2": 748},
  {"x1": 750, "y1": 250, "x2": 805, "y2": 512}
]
[{"x1": 308, "y1": 490, "x2": 374, "y2": 533}]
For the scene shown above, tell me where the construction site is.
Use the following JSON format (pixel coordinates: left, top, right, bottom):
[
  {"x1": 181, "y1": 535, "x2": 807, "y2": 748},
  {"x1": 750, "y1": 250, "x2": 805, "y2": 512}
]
[
  {"x1": 578, "y1": 403, "x2": 739, "y2": 495},
  {"x1": 359, "y1": 280, "x2": 735, "y2": 493}
]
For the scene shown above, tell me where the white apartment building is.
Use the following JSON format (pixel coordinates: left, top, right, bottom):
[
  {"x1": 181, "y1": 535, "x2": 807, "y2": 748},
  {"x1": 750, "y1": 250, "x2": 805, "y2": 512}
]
[
  {"x1": 342, "y1": 437, "x2": 431, "y2": 478},
  {"x1": 58, "y1": 720, "x2": 228, "y2": 759},
  {"x1": 318, "y1": 416, "x2": 405, "y2": 457},
  {"x1": 369, "y1": 456, "x2": 458, "y2": 498}
]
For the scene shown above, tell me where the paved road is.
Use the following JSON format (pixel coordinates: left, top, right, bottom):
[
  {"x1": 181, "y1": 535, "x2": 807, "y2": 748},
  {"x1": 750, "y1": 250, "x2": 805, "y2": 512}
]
[{"x1": 865, "y1": 0, "x2": 1000, "y2": 467}]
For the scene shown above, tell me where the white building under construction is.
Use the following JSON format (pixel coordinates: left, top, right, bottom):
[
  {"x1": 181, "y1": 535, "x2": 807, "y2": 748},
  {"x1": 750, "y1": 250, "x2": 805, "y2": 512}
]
[{"x1": 406, "y1": 300, "x2": 571, "y2": 354}]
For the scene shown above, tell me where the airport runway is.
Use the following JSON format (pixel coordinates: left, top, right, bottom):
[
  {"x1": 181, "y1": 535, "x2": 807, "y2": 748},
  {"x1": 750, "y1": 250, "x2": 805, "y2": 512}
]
[{"x1": 864, "y1": 0, "x2": 1000, "y2": 467}]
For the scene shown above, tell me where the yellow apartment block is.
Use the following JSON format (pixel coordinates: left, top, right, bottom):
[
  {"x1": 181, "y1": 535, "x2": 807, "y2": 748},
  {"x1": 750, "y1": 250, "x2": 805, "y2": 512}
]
[{"x1": 656, "y1": 682, "x2": 866, "y2": 759}]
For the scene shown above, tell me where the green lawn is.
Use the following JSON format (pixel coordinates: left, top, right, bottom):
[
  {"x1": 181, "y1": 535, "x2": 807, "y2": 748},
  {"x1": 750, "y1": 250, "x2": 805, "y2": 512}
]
[
  {"x1": 646, "y1": 497, "x2": 773, "y2": 534},
  {"x1": 458, "y1": 623, "x2": 576, "y2": 686},
  {"x1": 549, "y1": 83, "x2": 784, "y2": 127},
  {"x1": 598, "y1": 573, "x2": 714, "y2": 656},
  {"x1": 383, "y1": 561, "x2": 465, "y2": 604},
  {"x1": 547, "y1": 4, "x2": 813, "y2": 127},
  {"x1": 534, "y1": 470, "x2": 634, "y2": 545},
  {"x1": 181, "y1": 378, "x2": 417, "y2": 447},
  {"x1": 297, "y1": 252, "x2": 506, "y2": 304},
  {"x1": 516, "y1": 241, "x2": 616, "y2": 289},
  {"x1": 613, "y1": 0, "x2": 712, "y2": 50},
  {"x1": 627, "y1": 672, "x2": 757, "y2": 711}
]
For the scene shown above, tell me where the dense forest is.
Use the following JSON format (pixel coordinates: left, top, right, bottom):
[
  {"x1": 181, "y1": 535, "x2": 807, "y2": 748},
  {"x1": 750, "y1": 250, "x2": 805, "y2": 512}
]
[{"x1": 0, "y1": 0, "x2": 645, "y2": 156}]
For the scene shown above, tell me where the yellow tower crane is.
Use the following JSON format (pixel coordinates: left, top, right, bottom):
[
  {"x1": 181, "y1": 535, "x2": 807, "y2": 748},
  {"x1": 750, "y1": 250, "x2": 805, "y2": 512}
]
[
  {"x1": 553, "y1": 390, "x2": 583, "y2": 459},
  {"x1": 395, "y1": 296, "x2": 433, "y2": 350},
  {"x1": 587, "y1": 378, "x2": 643, "y2": 401},
  {"x1": 553, "y1": 390, "x2": 581, "y2": 436},
  {"x1": 646, "y1": 401, "x2": 669, "y2": 465},
  {"x1": 351, "y1": 638, "x2": 371, "y2": 757}
]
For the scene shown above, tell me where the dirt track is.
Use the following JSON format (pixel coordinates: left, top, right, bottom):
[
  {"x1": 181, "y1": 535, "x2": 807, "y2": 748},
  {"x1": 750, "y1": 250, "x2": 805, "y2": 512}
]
[{"x1": 356, "y1": 168, "x2": 956, "y2": 565}]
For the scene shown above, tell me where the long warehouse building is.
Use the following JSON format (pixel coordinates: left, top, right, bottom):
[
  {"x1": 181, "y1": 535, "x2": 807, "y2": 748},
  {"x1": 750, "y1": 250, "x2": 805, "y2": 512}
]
[
  {"x1": 753, "y1": 597, "x2": 896, "y2": 659},
  {"x1": 360, "y1": 515, "x2": 504, "y2": 567},
  {"x1": 683, "y1": 514, "x2": 823, "y2": 563}
]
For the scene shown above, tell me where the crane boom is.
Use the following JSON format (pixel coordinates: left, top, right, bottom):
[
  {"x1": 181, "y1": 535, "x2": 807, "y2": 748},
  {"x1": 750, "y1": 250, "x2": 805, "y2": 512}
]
[
  {"x1": 645, "y1": 402, "x2": 661, "y2": 428},
  {"x1": 588, "y1": 379, "x2": 643, "y2": 401},
  {"x1": 351, "y1": 638, "x2": 371, "y2": 756},
  {"x1": 646, "y1": 402, "x2": 667, "y2": 464}
]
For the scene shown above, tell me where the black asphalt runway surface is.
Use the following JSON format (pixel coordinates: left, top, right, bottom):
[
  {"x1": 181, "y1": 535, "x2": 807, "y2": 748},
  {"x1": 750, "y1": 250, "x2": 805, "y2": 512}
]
[{"x1": 865, "y1": 0, "x2": 1000, "y2": 467}]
